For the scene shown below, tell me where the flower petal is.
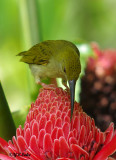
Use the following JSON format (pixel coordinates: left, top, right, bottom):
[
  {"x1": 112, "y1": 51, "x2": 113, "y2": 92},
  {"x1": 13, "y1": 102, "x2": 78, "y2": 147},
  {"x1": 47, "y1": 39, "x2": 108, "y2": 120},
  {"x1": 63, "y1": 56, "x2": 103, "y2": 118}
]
[
  {"x1": 0, "y1": 154, "x2": 14, "y2": 160},
  {"x1": 104, "y1": 123, "x2": 114, "y2": 145},
  {"x1": 17, "y1": 136, "x2": 28, "y2": 152},
  {"x1": 71, "y1": 144, "x2": 89, "y2": 159},
  {"x1": 59, "y1": 137, "x2": 70, "y2": 157},
  {"x1": 93, "y1": 134, "x2": 116, "y2": 160},
  {"x1": 43, "y1": 133, "x2": 53, "y2": 152},
  {"x1": 0, "y1": 137, "x2": 9, "y2": 153},
  {"x1": 39, "y1": 116, "x2": 47, "y2": 131},
  {"x1": 57, "y1": 128, "x2": 64, "y2": 139},
  {"x1": 51, "y1": 127, "x2": 58, "y2": 142},
  {"x1": 32, "y1": 121, "x2": 39, "y2": 138},
  {"x1": 24, "y1": 128, "x2": 31, "y2": 146},
  {"x1": 78, "y1": 125, "x2": 86, "y2": 146},
  {"x1": 38, "y1": 129, "x2": 45, "y2": 149},
  {"x1": 53, "y1": 139, "x2": 59, "y2": 159},
  {"x1": 73, "y1": 116, "x2": 80, "y2": 134},
  {"x1": 57, "y1": 158, "x2": 74, "y2": 160},
  {"x1": 63, "y1": 122, "x2": 70, "y2": 140},
  {"x1": 30, "y1": 135, "x2": 40, "y2": 155},
  {"x1": 45, "y1": 120, "x2": 52, "y2": 134}
]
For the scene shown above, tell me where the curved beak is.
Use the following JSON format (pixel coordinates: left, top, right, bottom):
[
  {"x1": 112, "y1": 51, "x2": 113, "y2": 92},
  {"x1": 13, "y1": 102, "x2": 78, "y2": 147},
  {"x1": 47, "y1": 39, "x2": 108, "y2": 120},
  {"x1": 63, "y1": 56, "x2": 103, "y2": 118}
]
[{"x1": 68, "y1": 80, "x2": 76, "y2": 119}]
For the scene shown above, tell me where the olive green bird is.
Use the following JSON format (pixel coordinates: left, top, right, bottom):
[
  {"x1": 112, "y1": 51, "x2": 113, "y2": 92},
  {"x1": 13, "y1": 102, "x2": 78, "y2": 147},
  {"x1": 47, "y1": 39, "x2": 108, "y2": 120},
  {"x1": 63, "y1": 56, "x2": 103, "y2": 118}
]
[{"x1": 18, "y1": 40, "x2": 81, "y2": 119}]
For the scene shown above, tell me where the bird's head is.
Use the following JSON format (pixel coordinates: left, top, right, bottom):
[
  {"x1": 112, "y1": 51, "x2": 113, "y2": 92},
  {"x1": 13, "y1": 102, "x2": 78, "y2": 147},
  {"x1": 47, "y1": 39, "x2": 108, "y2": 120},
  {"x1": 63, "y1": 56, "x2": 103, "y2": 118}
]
[
  {"x1": 59, "y1": 47, "x2": 81, "y2": 119},
  {"x1": 60, "y1": 48, "x2": 81, "y2": 82}
]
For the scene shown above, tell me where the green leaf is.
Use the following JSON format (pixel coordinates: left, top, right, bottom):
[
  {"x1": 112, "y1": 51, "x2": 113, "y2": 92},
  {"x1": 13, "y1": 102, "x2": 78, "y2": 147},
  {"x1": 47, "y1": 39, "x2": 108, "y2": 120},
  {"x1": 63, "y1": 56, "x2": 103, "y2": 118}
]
[{"x1": 0, "y1": 81, "x2": 16, "y2": 141}]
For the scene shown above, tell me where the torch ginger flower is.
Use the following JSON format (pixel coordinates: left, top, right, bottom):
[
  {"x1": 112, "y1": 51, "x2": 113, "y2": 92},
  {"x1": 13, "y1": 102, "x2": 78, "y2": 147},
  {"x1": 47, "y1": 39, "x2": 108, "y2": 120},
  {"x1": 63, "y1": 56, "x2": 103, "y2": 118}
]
[
  {"x1": 0, "y1": 87, "x2": 116, "y2": 160},
  {"x1": 88, "y1": 43, "x2": 116, "y2": 77},
  {"x1": 80, "y1": 43, "x2": 116, "y2": 131}
]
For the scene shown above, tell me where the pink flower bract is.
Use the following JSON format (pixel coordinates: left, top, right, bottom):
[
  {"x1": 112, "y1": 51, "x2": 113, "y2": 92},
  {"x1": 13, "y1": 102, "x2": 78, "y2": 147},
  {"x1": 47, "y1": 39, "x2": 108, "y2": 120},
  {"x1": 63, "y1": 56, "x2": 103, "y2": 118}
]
[
  {"x1": 88, "y1": 43, "x2": 116, "y2": 77},
  {"x1": 0, "y1": 87, "x2": 116, "y2": 160}
]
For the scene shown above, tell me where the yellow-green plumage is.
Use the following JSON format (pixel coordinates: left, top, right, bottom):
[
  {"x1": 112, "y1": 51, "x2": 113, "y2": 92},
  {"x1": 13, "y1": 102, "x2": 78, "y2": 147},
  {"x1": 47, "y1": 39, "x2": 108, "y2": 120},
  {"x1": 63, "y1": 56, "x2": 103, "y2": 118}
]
[{"x1": 18, "y1": 40, "x2": 81, "y2": 119}]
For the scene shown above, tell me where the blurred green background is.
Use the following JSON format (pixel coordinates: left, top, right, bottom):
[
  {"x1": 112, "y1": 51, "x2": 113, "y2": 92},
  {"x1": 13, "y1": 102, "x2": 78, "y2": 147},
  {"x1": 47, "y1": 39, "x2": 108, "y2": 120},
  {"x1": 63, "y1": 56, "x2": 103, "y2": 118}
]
[{"x1": 0, "y1": 0, "x2": 116, "y2": 128}]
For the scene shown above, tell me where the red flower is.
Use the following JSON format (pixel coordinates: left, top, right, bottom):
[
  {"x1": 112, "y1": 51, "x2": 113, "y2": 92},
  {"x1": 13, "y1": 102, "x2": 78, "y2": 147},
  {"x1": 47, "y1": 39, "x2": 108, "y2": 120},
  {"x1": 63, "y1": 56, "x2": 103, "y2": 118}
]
[
  {"x1": 0, "y1": 88, "x2": 116, "y2": 160},
  {"x1": 88, "y1": 43, "x2": 116, "y2": 77}
]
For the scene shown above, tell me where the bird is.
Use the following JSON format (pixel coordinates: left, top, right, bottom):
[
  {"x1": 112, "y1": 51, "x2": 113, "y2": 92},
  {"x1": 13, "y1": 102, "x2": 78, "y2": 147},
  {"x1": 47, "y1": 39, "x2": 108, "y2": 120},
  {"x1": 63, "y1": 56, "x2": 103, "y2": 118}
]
[{"x1": 17, "y1": 40, "x2": 81, "y2": 119}]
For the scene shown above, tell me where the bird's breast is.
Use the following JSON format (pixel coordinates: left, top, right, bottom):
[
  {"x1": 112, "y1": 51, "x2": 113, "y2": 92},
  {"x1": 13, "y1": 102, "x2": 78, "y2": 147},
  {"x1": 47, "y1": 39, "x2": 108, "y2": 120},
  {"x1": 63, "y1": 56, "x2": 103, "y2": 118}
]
[{"x1": 29, "y1": 58, "x2": 64, "y2": 80}]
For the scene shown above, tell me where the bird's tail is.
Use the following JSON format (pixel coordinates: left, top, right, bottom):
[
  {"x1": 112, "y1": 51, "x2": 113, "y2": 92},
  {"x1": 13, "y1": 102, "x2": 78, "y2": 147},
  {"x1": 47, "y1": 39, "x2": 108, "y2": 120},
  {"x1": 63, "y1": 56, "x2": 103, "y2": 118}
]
[{"x1": 16, "y1": 51, "x2": 27, "y2": 56}]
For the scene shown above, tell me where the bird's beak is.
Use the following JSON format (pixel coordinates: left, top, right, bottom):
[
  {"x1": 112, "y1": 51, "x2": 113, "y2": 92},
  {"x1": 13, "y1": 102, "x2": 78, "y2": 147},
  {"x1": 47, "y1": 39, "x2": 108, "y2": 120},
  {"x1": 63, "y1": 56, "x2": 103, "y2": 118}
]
[{"x1": 68, "y1": 80, "x2": 76, "y2": 119}]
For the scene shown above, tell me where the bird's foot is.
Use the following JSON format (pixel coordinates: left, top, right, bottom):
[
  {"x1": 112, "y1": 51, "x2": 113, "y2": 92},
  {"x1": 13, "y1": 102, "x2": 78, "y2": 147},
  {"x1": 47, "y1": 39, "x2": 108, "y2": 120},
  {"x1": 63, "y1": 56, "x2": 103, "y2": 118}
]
[
  {"x1": 38, "y1": 82, "x2": 57, "y2": 91},
  {"x1": 62, "y1": 80, "x2": 70, "y2": 93},
  {"x1": 65, "y1": 87, "x2": 70, "y2": 93},
  {"x1": 64, "y1": 85, "x2": 70, "y2": 93}
]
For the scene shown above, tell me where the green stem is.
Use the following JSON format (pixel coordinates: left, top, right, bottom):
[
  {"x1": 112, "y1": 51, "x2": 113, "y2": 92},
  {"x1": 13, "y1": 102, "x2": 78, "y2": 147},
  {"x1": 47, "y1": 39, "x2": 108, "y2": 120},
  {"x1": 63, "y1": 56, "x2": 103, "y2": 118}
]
[
  {"x1": 0, "y1": 82, "x2": 16, "y2": 141},
  {"x1": 18, "y1": 0, "x2": 44, "y2": 101},
  {"x1": 26, "y1": 0, "x2": 43, "y2": 44}
]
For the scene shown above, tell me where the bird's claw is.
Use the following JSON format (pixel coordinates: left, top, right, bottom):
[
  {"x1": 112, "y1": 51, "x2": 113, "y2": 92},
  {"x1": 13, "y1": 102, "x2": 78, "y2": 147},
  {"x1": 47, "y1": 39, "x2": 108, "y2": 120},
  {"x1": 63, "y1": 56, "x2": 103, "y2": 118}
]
[{"x1": 38, "y1": 82, "x2": 57, "y2": 91}]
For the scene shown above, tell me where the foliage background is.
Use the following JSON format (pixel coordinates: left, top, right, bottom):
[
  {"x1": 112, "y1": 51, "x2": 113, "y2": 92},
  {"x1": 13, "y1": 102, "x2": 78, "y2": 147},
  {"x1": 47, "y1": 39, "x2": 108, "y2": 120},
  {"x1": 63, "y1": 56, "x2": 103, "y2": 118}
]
[{"x1": 0, "y1": 0, "x2": 116, "y2": 128}]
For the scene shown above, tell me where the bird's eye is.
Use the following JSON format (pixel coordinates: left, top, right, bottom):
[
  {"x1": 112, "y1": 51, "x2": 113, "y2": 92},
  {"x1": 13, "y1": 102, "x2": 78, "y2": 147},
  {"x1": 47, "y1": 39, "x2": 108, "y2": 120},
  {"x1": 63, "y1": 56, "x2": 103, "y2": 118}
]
[{"x1": 64, "y1": 67, "x2": 66, "y2": 73}]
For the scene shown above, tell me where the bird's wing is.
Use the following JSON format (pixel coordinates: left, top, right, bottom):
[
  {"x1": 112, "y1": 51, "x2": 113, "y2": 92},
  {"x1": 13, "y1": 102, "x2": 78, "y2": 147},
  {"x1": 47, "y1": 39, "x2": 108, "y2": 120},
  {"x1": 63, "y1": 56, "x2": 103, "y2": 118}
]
[{"x1": 17, "y1": 42, "x2": 53, "y2": 65}]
